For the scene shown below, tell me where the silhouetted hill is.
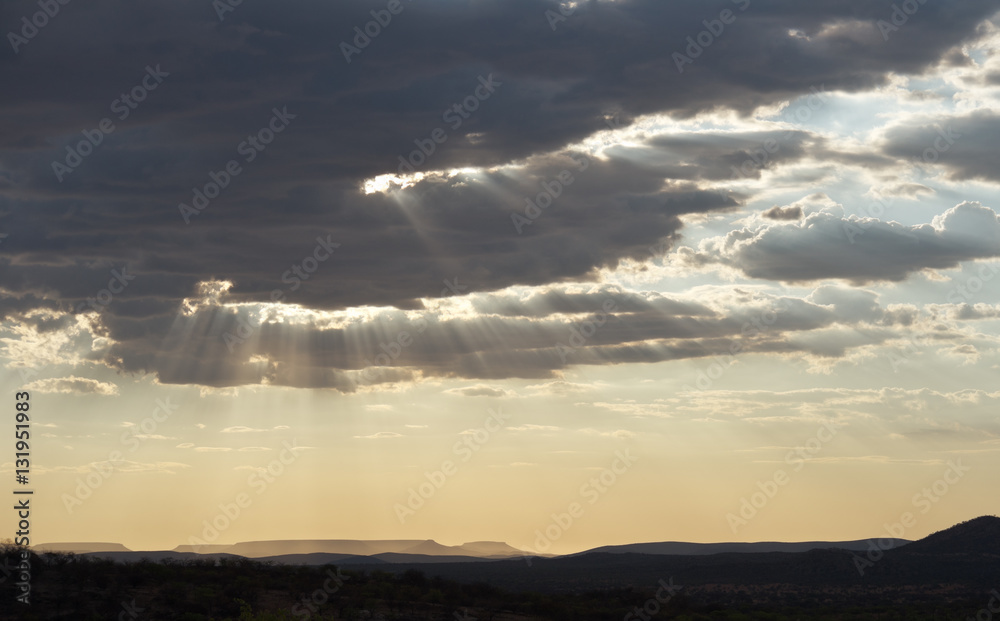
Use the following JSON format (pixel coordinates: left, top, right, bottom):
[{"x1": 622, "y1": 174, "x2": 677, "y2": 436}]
[
  {"x1": 11, "y1": 517, "x2": 1000, "y2": 619},
  {"x1": 579, "y1": 538, "x2": 909, "y2": 556},
  {"x1": 253, "y1": 552, "x2": 387, "y2": 565},
  {"x1": 373, "y1": 552, "x2": 499, "y2": 564},
  {"x1": 210, "y1": 539, "x2": 425, "y2": 557},
  {"x1": 171, "y1": 544, "x2": 233, "y2": 554},
  {"x1": 79, "y1": 551, "x2": 243, "y2": 564},
  {"x1": 348, "y1": 515, "x2": 1000, "y2": 594},
  {"x1": 895, "y1": 514, "x2": 1000, "y2": 556}
]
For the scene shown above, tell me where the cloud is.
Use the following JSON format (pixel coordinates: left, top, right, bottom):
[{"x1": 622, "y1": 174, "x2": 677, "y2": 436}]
[
  {"x1": 580, "y1": 428, "x2": 636, "y2": 439},
  {"x1": 525, "y1": 380, "x2": 592, "y2": 395},
  {"x1": 881, "y1": 110, "x2": 1000, "y2": 182},
  {"x1": 653, "y1": 387, "x2": 1000, "y2": 436},
  {"x1": 806, "y1": 286, "x2": 884, "y2": 323},
  {"x1": 508, "y1": 424, "x2": 561, "y2": 432},
  {"x1": 353, "y1": 431, "x2": 403, "y2": 439},
  {"x1": 36, "y1": 460, "x2": 191, "y2": 474},
  {"x1": 769, "y1": 456, "x2": 948, "y2": 466},
  {"x1": 931, "y1": 303, "x2": 1000, "y2": 320},
  {"x1": 199, "y1": 386, "x2": 241, "y2": 398},
  {"x1": 591, "y1": 401, "x2": 673, "y2": 418},
  {"x1": 682, "y1": 201, "x2": 1000, "y2": 283},
  {"x1": 221, "y1": 426, "x2": 266, "y2": 433},
  {"x1": 23, "y1": 376, "x2": 119, "y2": 396},
  {"x1": 17, "y1": 281, "x2": 943, "y2": 389},
  {"x1": 2, "y1": 0, "x2": 999, "y2": 391},
  {"x1": 444, "y1": 384, "x2": 511, "y2": 398},
  {"x1": 221, "y1": 425, "x2": 288, "y2": 433},
  {"x1": 762, "y1": 205, "x2": 803, "y2": 221}
]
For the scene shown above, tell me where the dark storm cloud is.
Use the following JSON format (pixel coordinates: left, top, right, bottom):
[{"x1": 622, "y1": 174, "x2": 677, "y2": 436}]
[
  {"x1": 1, "y1": 147, "x2": 746, "y2": 316},
  {"x1": 881, "y1": 110, "x2": 1000, "y2": 183},
  {"x1": 101, "y1": 285, "x2": 858, "y2": 388},
  {"x1": 469, "y1": 287, "x2": 715, "y2": 318},
  {"x1": 646, "y1": 130, "x2": 818, "y2": 181},
  {"x1": 2, "y1": 0, "x2": 998, "y2": 387}
]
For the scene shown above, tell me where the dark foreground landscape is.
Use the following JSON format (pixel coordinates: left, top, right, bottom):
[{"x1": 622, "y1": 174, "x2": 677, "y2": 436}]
[{"x1": 2, "y1": 516, "x2": 998, "y2": 620}]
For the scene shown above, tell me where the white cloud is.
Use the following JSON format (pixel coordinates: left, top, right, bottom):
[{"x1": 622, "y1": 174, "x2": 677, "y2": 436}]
[{"x1": 24, "y1": 376, "x2": 119, "y2": 396}]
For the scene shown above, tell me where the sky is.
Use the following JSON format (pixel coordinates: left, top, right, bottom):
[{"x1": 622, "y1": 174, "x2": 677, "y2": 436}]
[{"x1": 2, "y1": 0, "x2": 1000, "y2": 554}]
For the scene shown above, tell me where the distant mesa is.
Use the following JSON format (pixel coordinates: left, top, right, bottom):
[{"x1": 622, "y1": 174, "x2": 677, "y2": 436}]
[
  {"x1": 456, "y1": 541, "x2": 525, "y2": 557},
  {"x1": 33, "y1": 542, "x2": 131, "y2": 554},
  {"x1": 37, "y1": 518, "x2": 1000, "y2": 566},
  {"x1": 171, "y1": 539, "x2": 527, "y2": 560}
]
